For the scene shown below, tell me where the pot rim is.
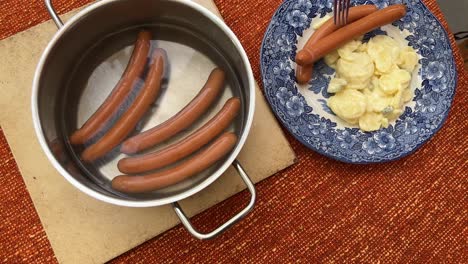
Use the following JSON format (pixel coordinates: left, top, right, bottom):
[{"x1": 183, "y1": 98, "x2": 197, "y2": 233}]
[{"x1": 31, "y1": 0, "x2": 255, "y2": 207}]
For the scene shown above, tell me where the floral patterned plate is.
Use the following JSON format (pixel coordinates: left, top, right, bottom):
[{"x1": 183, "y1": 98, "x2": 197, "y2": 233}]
[{"x1": 260, "y1": 0, "x2": 457, "y2": 163}]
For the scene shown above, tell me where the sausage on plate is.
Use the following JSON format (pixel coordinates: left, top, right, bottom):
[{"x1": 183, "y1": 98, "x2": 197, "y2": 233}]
[
  {"x1": 296, "y1": 5, "x2": 378, "y2": 84},
  {"x1": 295, "y1": 4, "x2": 407, "y2": 66}
]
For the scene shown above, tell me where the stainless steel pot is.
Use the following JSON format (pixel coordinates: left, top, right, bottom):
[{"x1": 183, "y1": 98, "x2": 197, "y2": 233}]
[{"x1": 32, "y1": 0, "x2": 256, "y2": 239}]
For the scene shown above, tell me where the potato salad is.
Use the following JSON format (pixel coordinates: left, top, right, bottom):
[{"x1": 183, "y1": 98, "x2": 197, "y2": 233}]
[{"x1": 325, "y1": 35, "x2": 418, "y2": 132}]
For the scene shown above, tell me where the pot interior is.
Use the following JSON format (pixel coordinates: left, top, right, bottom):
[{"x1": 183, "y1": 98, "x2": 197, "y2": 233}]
[{"x1": 35, "y1": 0, "x2": 253, "y2": 204}]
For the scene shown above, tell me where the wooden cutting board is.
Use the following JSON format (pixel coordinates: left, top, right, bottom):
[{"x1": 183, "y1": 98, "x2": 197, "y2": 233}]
[{"x1": 0, "y1": 0, "x2": 296, "y2": 263}]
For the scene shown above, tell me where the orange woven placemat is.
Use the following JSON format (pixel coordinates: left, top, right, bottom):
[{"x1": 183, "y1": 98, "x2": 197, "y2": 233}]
[{"x1": 0, "y1": 0, "x2": 467, "y2": 263}]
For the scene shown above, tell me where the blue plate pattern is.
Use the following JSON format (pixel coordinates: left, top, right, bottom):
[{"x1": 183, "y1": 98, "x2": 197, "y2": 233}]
[{"x1": 260, "y1": 0, "x2": 457, "y2": 163}]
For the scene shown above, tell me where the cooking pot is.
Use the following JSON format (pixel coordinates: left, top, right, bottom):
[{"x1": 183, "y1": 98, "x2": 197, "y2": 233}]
[{"x1": 32, "y1": 0, "x2": 256, "y2": 239}]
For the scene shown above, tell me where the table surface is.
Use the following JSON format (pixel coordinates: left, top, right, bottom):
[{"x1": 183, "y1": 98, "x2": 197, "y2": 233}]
[{"x1": 0, "y1": 0, "x2": 467, "y2": 263}]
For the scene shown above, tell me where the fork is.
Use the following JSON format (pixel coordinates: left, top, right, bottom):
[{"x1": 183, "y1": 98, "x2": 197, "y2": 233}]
[{"x1": 334, "y1": 0, "x2": 351, "y2": 26}]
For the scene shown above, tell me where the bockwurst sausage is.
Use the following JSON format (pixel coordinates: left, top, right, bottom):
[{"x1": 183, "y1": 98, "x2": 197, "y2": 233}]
[
  {"x1": 81, "y1": 48, "x2": 166, "y2": 162},
  {"x1": 70, "y1": 31, "x2": 151, "y2": 145},
  {"x1": 295, "y1": 4, "x2": 407, "y2": 66},
  {"x1": 296, "y1": 5, "x2": 377, "y2": 84},
  {"x1": 112, "y1": 132, "x2": 237, "y2": 193},
  {"x1": 120, "y1": 68, "x2": 225, "y2": 154},
  {"x1": 118, "y1": 97, "x2": 240, "y2": 174}
]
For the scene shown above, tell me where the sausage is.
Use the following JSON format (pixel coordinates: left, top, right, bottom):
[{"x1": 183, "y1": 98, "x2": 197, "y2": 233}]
[
  {"x1": 295, "y1": 4, "x2": 407, "y2": 66},
  {"x1": 70, "y1": 31, "x2": 151, "y2": 145},
  {"x1": 112, "y1": 132, "x2": 237, "y2": 193},
  {"x1": 118, "y1": 97, "x2": 240, "y2": 173},
  {"x1": 296, "y1": 5, "x2": 377, "y2": 84},
  {"x1": 120, "y1": 68, "x2": 225, "y2": 154},
  {"x1": 81, "y1": 48, "x2": 166, "y2": 162}
]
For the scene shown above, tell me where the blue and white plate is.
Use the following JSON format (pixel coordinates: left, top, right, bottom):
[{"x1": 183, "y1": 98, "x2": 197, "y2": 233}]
[{"x1": 260, "y1": 0, "x2": 457, "y2": 163}]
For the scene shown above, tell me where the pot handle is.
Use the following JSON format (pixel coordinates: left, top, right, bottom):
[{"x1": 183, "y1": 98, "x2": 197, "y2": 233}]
[
  {"x1": 172, "y1": 160, "x2": 256, "y2": 240},
  {"x1": 45, "y1": 0, "x2": 64, "y2": 28}
]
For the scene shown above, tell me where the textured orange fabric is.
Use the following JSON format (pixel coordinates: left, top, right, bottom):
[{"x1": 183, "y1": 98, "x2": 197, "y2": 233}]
[{"x1": 0, "y1": 0, "x2": 467, "y2": 263}]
